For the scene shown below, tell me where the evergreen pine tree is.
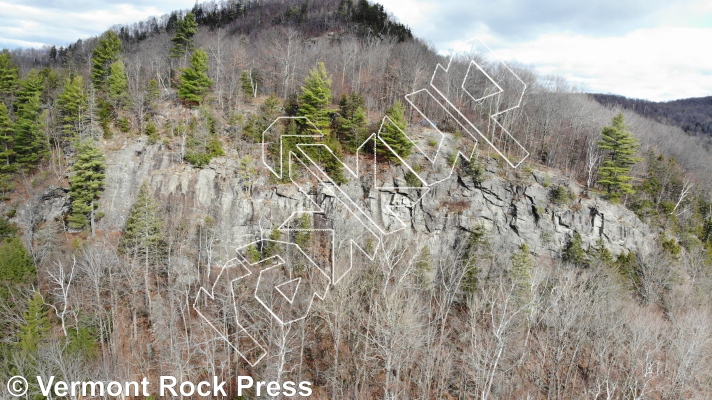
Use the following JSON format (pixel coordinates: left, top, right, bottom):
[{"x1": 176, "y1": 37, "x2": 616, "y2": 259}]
[
  {"x1": 298, "y1": 62, "x2": 332, "y2": 135},
  {"x1": 120, "y1": 182, "x2": 163, "y2": 265},
  {"x1": 67, "y1": 325, "x2": 97, "y2": 359},
  {"x1": 170, "y1": 12, "x2": 198, "y2": 59},
  {"x1": 178, "y1": 48, "x2": 213, "y2": 106},
  {"x1": 57, "y1": 75, "x2": 88, "y2": 139},
  {"x1": 246, "y1": 244, "x2": 261, "y2": 263},
  {"x1": 14, "y1": 69, "x2": 43, "y2": 104},
  {"x1": 293, "y1": 213, "x2": 311, "y2": 248},
  {"x1": 263, "y1": 227, "x2": 283, "y2": 259},
  {"x1": 296, "y1": 63, "x2": 346, "y2": 182},
  {"x1": 0, "y1": 236, "x2": 35, "y2": 284},
  {"x1": 615, "y1": 251, "x2": 640, "y2": 289},
  {"x1": 184, "y1": 108, "x2": 225, "y2": 168},
  {"x1": 146, "y1": 78, "x2": 160, "y2": 104},
  {"x1": 91, "y1": 31, "x2": 122, "y2": 89},
  {"x1": 414, "y1": 245, "x2": 432, "y2": 289},
  {"x1": 0, "y1": 215, "x2": 17, "y2": 237},
  {"x1": 121, "y1": 182, "x2": 163, "y2": 308},
  {"x1": 563, "y1": 231, "x2": 587, "y2": 266},
  {"x1": 184, "y1": 118, "x2": 225, "y2": 168},
  {"x1": 378, "y1": 99, "x2": 412, "y2": 161},
  {"x1": 460, "y1": 226, "x2": 487, "y2": 294},
  {"x1": 107, "y1": 60, "x2": 131, "y2": 110},
  {"x1": 511, "y1": 243, "x2": 534, "y2": 299},
  {"x1": 511, "y1": 243, "x2": 533, "y2": 282},
  {"x1": 18, "y1": 291, "x2": 50, "y2": 353},
  {"x1": 0, "y1": 50, "x2": 19, "y2": 102},
  {"x1": 13, "y1": 71, "x2": 47, "y2": 169},
  {"x1": 67, "y1": 141, "x2": 106, "y2": 231},
  {"x1": 588, "y1": 238, "x2": 613, "y2": 266},
  {"x1": 335, "y1": 92, "x2": 368, "y2": 152},
  {"x1": 0, "y1": 103, "x2": 14, "y2": 171},
  {"x1": 597, "y1": 113, "x2": 641, "y2": 201},
  {"x1": 0, "y1": 105, "x2": 14, "y2": 190},
  {"x1": 321, "y1": 135, "x2": 347, "y2": 184}
]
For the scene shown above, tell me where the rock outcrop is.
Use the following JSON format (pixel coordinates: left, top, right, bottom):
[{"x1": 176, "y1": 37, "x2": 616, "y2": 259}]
[
  {"x1": 15, "y1": 139, "x2": 656, "y2": 263},
  {"x1": 14, "y1": 186, "x2": 70, "y2": 242}
]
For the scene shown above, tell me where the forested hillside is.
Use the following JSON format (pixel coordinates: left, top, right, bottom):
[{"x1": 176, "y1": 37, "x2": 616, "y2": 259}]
[
  {"x1": 592, "y1": 93, "x2": 712, "y2": 137},
  {"x1": 1, "y1": 0, "x2": 711, "y2": 398}
]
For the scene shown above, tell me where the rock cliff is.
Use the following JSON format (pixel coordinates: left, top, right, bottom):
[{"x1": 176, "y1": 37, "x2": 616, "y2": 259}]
[{"x1": 15, "y1": 139, "x2": 656, "y2": 264}]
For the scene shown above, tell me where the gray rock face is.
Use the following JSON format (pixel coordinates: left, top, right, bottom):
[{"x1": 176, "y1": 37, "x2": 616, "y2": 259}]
[
  {"x1": 84, "y1": 141, "x2": 656, "y2": 262},
  {"x1": 14, "y1": 186, "x2": 70, "y2": 241}
]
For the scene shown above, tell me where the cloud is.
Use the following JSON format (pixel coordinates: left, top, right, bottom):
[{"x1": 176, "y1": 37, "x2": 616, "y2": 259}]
[
  {"x1": 493, "y1": 27, "x2": 712, "y2": 101},
  {"x1": 380, "y1": 0, "x2": 712, "y2": 101},
  {"x1": 380, "y1": 0, "x2": 671, "y2": 48},
  {"x1": 0, "y1": 0, "x2": 195, "y2": 49},
  {"x1": 1, "y1": 0, "x2": 709, "y2": 101}
]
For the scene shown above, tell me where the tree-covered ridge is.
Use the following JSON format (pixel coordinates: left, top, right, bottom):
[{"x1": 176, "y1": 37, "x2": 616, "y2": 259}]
[
  {"x1": 0, "y1": 1, "x2": 711, "y2": 398},
  {"x1": 38, "y1": 0, "x2": 412, "y2": 64},
  {"x1": 592, "y1": 93, "x2": 712, "y2": 137}
]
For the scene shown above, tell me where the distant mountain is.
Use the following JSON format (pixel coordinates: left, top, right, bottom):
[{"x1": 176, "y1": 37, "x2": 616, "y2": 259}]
[{"x1": 590, "y1": 93, "x2": 712, "y2": 136}]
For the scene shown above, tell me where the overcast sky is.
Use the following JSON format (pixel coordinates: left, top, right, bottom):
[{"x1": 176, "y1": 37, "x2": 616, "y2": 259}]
[
  {"x1": 379, "y1": 0, "x2": 712, "y2": 101},
  {"x1": 1, "y1": 0, "x2": 710, "y2": 101}
]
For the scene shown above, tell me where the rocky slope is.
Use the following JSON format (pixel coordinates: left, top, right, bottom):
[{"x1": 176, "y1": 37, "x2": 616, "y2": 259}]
[{"x1": 14, "y1": 137, "x2": 656, "y2": 267}]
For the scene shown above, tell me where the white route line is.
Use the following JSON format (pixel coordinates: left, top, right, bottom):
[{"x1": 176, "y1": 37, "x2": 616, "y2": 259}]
[
  {"x1": 429, "y1": 38, "x2": 529, "y2": 168},
  {"x1": 194, "y1": 37, "x2": 530, "y2": 366}
]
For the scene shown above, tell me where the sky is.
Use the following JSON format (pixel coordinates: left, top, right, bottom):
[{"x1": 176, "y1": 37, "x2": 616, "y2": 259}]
[
  {"x1": 377, "y1": 0, "x2": 712, "y2": 101},
  {"x1": 1, "y1": 0, "x2": 710, "y2": 101}
]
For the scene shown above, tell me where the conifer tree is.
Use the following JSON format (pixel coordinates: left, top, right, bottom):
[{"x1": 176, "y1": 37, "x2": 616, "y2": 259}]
[
  {"x1": 460, "y1": 226, "x2": 487, "y2": 294},
  {"x1": 263, "y1": 227, "x2": 282, "y2": 259},
  {"x1": 18, "y1": 291, "x2": 50, "y2": 353},
  {"x1": 298, "y1": 62, "x2": 332, "y2": 135},
  {"x1": 292, "y1": 213, "x2": 311, "y2": 248},
  {"x1": 511, "y1": 243, "x2": 533, "y2": 282},
  {"x1": 588, "y1": 238, "x2": 613, "y2": 266},
  {"x1": 597, "y1": 113, "x2": 641, "y2": 200},
  {"x1": 184, "y1": 127, "x2": 225, "y2": 168},
  {"x1": 107, "y1": 60, "x2": 131, "y2": 109},
  {"x1": 378, "y1": 99, "x2": 412, "y2": 161},
  {"x1": 146, "y1": 78, "x2": 160, "y2": 104},
  {"x1": 57, "y1": 75, "x2": 88, "y2": 139},
  {"x1": 0, "y1": 103, "x2": 14, "y2": 171},
  {"x1": 66, "y1": 325, "x2": 97, "y2": 359},
  {"x1": 510, "y1": 243, "x2": 534, "y2": 298},
  {"x1": 335, "y1": 92, "x2": 368, "y2": 151},
  {"x1": 0, "y1": 106, "x2": 12, "y2": 197},
  {"x1": 294, "y1": 63, "x2": 346, "y2": 182},
  {"x1": 320, "y1": 135, "x2": 347, "y2": 184},
  {"x1": 13, "y1": 71, "x2": 47, "y2": 169},
  {"x1": 91, "y1": 31, "x2": 122, "y2": 89},
  {"x1": 121, "y1": 182, "x2": 163, "y2": 307},
  {"x1": 178, "y1": 48, "x2": 213, "y2": 106},
  {"x1": 243, "y1": 94, "x2": 281, "y2": 142},
  {"x1": 67, "y1": 141, "x2": 106, "y2": 231},
  {"x1": 14, "y1": 70, "x2": 43, "y2": 105},
  {"x1": 0, "y1": 236, "x2": 35, "y2": 284},
  {"x1": 120, "y1": 182, "x2": 163, "y2": 265},
  {"x1": 0, "y1": 50, "x2": 19, "y2": 102},
  {"x1": 170, "y1": 12, "x2": 198, "y2": 59},
  {"x1": 563, "y1": 231, "x2": 587, "y2": 266}
]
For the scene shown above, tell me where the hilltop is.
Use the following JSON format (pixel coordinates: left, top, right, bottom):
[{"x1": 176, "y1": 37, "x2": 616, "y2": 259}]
[{"x1": 592, "y1": 93, "x2": 712, "y2": 137}]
